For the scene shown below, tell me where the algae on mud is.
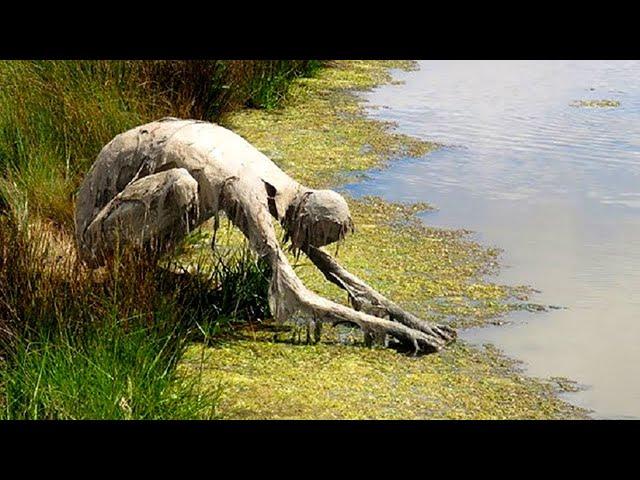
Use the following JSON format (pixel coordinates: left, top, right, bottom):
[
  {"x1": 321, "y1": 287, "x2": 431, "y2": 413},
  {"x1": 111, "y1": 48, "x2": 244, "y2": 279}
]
[
  {"x1": 180, "y1": 332, "x2": 581, "y2": 419},
  {"x1": 179, "y1": 60, "x2": 588, "y2": 419}
]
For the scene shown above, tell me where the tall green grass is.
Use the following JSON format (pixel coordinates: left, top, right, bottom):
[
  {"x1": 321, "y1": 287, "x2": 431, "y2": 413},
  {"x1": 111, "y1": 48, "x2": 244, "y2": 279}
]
[
  {"x1": 244, "y1": 60, "x2": 324, "y2": 109},
  {"x1": 1, "y1": 314, "x2": 217, "y2": 420},
  {"x1": 0, "y1": 60, "x2": 317, "y2": 418},
  {"x1": 0, "y1": 206, "x2": 271, "y2": 419},
  {"x1": 0, "y1": 60, "x2": 322, "y2": 227}
]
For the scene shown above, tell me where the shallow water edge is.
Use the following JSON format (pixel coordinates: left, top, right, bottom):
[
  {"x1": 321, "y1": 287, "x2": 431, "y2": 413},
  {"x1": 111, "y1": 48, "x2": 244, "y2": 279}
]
[{"x1": 179, "y1": 61, "x2": 589, "y2": 419}]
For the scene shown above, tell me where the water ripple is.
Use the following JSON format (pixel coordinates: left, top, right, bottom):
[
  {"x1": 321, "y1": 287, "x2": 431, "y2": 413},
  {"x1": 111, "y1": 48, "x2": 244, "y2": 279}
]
[{"x1": 349, "y1": 60, "x2": 640, "y2": 419}]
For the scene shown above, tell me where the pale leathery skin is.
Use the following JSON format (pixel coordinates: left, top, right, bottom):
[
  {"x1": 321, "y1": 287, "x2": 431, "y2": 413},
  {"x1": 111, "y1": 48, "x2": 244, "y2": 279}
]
[
  {"x1": 77, "y1": 118, "x2": 300, "y2": 242},
  {"x1": 75, "y1": 117, "x2": 456, "y2": 354}
]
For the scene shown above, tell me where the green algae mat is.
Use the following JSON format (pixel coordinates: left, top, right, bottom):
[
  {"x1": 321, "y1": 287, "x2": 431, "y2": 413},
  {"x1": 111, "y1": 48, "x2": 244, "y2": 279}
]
[{"x1": 179, "y1": 61, "x2": 588, "y2": 419}]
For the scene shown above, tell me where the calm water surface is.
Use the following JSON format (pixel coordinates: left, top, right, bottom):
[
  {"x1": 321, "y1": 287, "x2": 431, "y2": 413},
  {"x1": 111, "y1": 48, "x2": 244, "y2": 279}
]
[{"x1": 346, "y1": 61, "x2": 640, "y2": 419}]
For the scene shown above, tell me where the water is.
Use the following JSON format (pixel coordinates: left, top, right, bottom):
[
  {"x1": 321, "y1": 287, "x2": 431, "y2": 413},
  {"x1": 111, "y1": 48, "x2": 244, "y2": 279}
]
[{"x1": 345, "y1": 61, "x2": 640, "y2": 419}]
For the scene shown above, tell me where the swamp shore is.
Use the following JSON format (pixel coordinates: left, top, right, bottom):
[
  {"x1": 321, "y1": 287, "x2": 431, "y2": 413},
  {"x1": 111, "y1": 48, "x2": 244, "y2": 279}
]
[{"x1": 180, "y1": 61, "x2": 589, "y2": 419}]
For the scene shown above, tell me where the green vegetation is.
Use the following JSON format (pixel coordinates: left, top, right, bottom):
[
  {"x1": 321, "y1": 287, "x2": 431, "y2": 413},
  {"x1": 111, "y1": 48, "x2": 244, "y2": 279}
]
[
  {"x1": 1, "y1": 317, "x2": 215, "y2": 420},
  {"x1": 190, "y1": 61, "x2": 587, "y2": 419},
  {"x1": 181, "y1": 331, "x2": 581, "y2": 419},
  {"x1": 0, "y1": 60, "x2": 311, "y2": 419},
  {"x1": 570, "y1": 99, "x2": 621, "y2": 108},
  {"x1": 226, "y1": 61, "x2": 533, "y2": 328},
  {"x1": 0, "y1": 205, "x2": 272, "y2": 419},
  {"x1": 0, "y1": 60, "x2": 587, "y2": 419},
  {"x1": 0, "y1": 60, "x2": 321, "y2": 227}
]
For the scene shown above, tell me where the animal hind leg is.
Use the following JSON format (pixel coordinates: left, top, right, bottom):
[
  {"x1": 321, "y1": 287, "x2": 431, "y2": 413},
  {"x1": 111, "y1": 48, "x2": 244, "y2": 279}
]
[{"x1": 78, "y1": 168, "x2": 202, "y2": 267}]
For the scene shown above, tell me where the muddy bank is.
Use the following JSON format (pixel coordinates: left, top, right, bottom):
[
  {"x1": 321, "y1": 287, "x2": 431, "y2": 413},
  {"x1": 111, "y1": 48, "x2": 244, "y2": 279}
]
[{"x1": 179, "y1": 61, "x2": 588, "y2": 419}]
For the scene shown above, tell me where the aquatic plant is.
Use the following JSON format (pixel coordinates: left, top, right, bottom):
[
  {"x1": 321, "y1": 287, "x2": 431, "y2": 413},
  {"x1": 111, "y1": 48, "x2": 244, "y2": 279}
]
[
  {"x1": 570, "y1": 99, "x2": 620, "y2": 108},
  {"x1": 186, "y1": 61, "x2": 588, "y2": 419}
]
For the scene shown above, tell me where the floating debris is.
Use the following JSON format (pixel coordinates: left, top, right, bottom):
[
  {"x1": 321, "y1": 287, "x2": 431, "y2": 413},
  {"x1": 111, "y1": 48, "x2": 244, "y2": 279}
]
[
  {"x1": 549, "y1": 376, "x2": 584, "y2": 393},
  {"x1": 570, "y1": 99, "x2": 620, "y2": 108}
]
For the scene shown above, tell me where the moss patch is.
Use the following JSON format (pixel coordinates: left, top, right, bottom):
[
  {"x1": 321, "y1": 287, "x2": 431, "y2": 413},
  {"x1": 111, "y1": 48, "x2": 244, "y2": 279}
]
[
  {"x1": 223, "y1": 61, "x2": 433, "y2": 189},
  {"x1": 180, "y1": 61, "x2": 588, "y2": 419},
  {"x1": 180, "y1": 330, "x2": 583, "y2": 419}
]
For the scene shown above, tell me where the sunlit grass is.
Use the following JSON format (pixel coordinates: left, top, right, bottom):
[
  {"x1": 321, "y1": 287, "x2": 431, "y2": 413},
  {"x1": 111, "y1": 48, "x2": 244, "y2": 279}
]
[
  {"x1": 0, "y1": 60, "x2": 322, "y2": 228},
  {"x1": 0, "y1": 60, "x2": 314, "y2": 418},
  {"x1": 0, "y1": 206, "x2": 270, "y2": 419}
]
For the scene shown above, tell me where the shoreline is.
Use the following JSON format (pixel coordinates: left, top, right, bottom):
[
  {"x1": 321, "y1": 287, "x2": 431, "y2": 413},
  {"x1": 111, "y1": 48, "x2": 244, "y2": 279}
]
[{"x1": 180, "y1": 61, "x2": 589, "y2": 419}]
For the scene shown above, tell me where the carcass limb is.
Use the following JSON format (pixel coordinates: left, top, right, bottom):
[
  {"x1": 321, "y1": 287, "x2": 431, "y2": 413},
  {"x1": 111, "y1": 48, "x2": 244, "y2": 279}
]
[
  {"x1": 220, "y1": 176, "x2": 453, "y2": 353},
  {"x1": 304, "y1": 245, "x2": 456, "y2": 345}
]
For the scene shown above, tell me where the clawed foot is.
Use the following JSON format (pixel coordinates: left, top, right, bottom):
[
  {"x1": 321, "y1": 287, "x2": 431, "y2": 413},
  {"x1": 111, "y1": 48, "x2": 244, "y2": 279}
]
[
  {"x1": 277, "y1": 276, "x2": 457, "y2": 355},
  {"x1": 285, "y1": 317, "x2": 455, "y2": 355},
  {"x1": 377, "y1": 322, "x2": 456, "y2": 355},
  {"x1": 334, "y1": 315, "x2": 456, "y2": 355},
  {"x1": 416, "y1": 322, "x2": 457, "y2": 348}
]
